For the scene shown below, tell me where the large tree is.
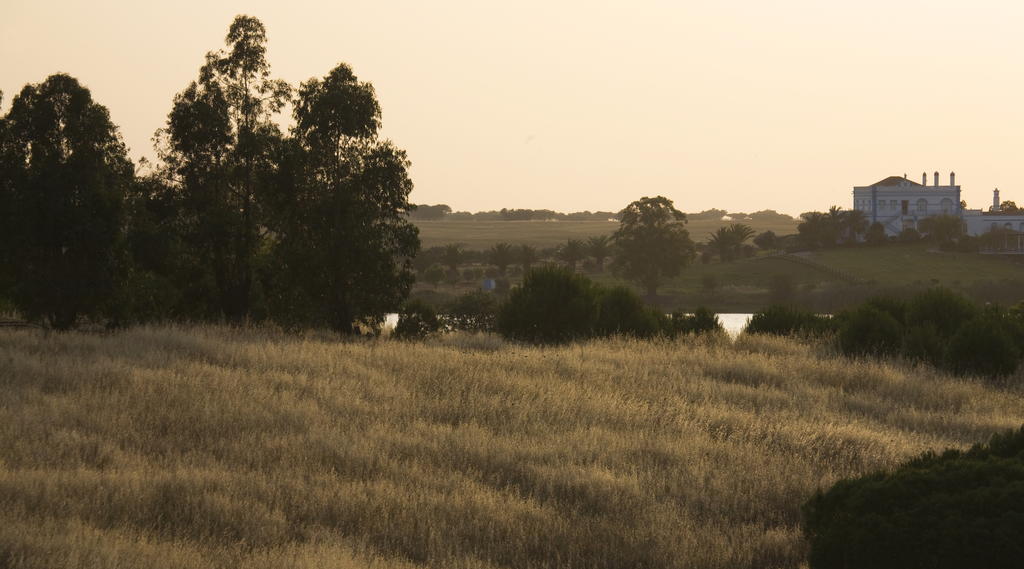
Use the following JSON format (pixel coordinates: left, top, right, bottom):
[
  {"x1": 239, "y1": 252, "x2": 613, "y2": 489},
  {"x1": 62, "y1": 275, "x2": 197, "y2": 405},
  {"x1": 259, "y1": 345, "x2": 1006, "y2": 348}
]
[
  {"x1": 611, "y1": 196, "x2": 695, "y2": 297},
  {"x1": 267, "y1": 63, "x2": 418, "y2": 333},
  {"x1": 158, "y1": 15, "x2": 290, "y2": 322},
  {"x1": 0, "y1": 74, "x2": 133, "y2": 328}
]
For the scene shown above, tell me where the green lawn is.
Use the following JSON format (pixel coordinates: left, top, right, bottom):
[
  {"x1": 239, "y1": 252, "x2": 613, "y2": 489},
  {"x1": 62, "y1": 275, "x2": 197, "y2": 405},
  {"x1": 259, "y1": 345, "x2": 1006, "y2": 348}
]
[
  {"x1": 808, "y1": 242, "x2": 1024, "y2": 286},
  {"x1": 413, "y1": 239, "x2": 1024, "y2": 313},
  {"x1": 414, "y1": 218, "x2": 799, "y2": 250}
]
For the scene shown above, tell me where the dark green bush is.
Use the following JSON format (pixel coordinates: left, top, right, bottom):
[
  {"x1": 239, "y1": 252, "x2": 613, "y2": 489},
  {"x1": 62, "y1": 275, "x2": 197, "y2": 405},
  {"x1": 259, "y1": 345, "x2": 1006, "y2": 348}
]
[
  {"x1": 944, "y1": 316, "x2": 1020, "y2": 377},
  {"x1": 444, "y1": 291, "x2": 498, "y2": 333},
  {"x1": 671, "y1": 307, "x2": 723, "y2": 336},
  {"x1": 496, "y1": 267, "x2": 599, "y2": 344},
  {"x1": 802, "y1": 426, "x2": 1024, "y2": 569},
  {"x1": 393, "y1": 299, "x2": 441, "y2": 340},
  {"x1": 837, "y1": 305, "x2": 902, "y2": 357},
  {"x1": 594, "y1": 286, "x2": 662, "y2": 338},
  {"x1": 906, "y1": 287, "x2": 980, "y2": 337},
  {"x1": 901, "y1": 323, "x2": 945, "y2": 364},
  {"x1": 863, "y1": 296, "x2": 907, "y2": 325},
  {"x1": 745, "y1": 305, "x2": 830, "y2": 336}
]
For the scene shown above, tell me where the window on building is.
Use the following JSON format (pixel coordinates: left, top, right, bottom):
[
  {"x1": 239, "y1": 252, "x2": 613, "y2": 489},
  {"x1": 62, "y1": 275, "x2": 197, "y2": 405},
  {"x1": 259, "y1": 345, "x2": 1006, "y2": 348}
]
[
  {"x1": 916, "y1": 199, "x2": 927, "y2": 214},
  {"x1": 940, "y1": 198, "x2": 953, "y2": 215},
  {"x1": 890, "y1": 200, "x2": 897, "y2": 209}
]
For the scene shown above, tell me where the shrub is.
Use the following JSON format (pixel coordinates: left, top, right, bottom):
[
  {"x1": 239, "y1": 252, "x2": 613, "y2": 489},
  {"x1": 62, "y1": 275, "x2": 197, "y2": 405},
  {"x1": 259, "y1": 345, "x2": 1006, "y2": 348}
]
[
  {"x1": 944, "y1": 316, "x2": 1020, "y2": 377},
  {"x1": 837, "y1": 306, "x2": 902, "y2": 357},
  {"x1": 745, "y1": 305, "x2": 829, "y2": 336},
  {"x1": 901, "y1": 323, "x2": 945, "y2": 365},
  {"x1": 862, "y1": 296, "x2": 907, "y2": 325},
  {"x1": 802, "y1": 426, "x2": 1024, "y2": 569},
  {"x1": 594, "y1": 286, "x2": 663, "y2": 338},
  {"x1": 898, "y1": 227, "x2": 920, "y2": 241},
  {"x1": 496, "y1": 267, "x2": 599, "y2": 344},
  {"x1": 671, "y1": 307, "x2": 723, "y2": 336},
  {"x1": 393, "y1": 299, "x2": 441, "y2": 340},
  {"x1": 865, "y1": 222, "x2": 887, "y2": 246},
  {"x1": 444, "y1": 291, "x2": 498, "y2": 333},
  {"x1": 905, "y1": 287, "x2": 980, "y2": 337}
]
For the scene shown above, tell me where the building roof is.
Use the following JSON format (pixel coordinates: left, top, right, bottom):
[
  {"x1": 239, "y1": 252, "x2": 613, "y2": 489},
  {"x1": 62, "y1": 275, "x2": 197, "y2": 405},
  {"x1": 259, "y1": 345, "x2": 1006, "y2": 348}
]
[{"x1": 869, "y1": 176, "x2": 923, "y2": 187}]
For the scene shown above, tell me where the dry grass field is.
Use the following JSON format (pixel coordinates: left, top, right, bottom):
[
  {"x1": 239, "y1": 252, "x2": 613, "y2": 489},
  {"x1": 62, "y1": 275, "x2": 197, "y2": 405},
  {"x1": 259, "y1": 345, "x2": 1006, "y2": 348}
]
[{"x1": 1, "y1": 326, "x2": 1022, "y2": 569}]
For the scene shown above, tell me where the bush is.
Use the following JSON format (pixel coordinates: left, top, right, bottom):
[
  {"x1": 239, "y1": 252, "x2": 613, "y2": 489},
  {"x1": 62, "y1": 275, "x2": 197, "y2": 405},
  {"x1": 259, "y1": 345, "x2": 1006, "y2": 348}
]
[
  {"x1": 837, "y1": 305, "x2": 902, "y2": 357},
  {"x1": 671, "y1": 307, "x2": 723, "y2": 336},
  {"x1": 444, "y1": 291, "x2": 498, "y2": 333},
  {"x1": 393, "y1": 299, "x2": 441, "y2": 340},
  {"x1": 862, "y1": 296, "x2": 907, "y2": 325},
  {"x1": 594, "y1": 286, "x2": 663, "y2": 338},
  {"x1": 802, "y1": 426, "x2": 1024, "y2": 569},
  {"x1": 865, "y1": 222, "x2": 887, "y2": 246},
  {"x1": 944, "y1": 316, "x2": 1020, "y2": 377},
  {"x1": 745, "y1": 305, "x2": 829, "y2": 336},
  {"x1": 906, "y1": 287, "x2": 980, "y2": 337},
  {"x1": 898, "y1": 227, "x2": 921, "y2": 241},
  {"x1": 496, "y1": 267, "x2": 599, "y2": 344},
  {"x1": 901, "y1": 323, "x2": 945, "y2": 365}
]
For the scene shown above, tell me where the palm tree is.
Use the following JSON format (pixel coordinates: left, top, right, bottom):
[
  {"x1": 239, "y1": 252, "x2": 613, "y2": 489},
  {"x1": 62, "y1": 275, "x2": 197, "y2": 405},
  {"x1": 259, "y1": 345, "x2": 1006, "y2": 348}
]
[
  {"x1": 841, "y1": 209, "x2": 868, "y2": 243},
  {"x1": 798, "y1": 211, "x2": 840, "y2": 249},
  {"x1": 486, "y1": 242, "x2": 515, "y2": 276},
  {"x1": 707, "y1": 224, "x2": 755, "y2": 262},
  {"x1": 586, "y1": 235, "x2": 613, "y2": 272},
  {"x1": 517, "y1": 245, "x2": 538, "y2": 274},
  {"x1": 557, "y1": 239, "x2": 587, "y2": 272}
]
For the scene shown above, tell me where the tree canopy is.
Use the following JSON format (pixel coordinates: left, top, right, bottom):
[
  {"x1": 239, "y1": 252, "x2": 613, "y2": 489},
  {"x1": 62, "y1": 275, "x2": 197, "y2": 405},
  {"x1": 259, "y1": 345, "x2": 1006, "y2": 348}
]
[
  {"x1": 158, "y1": 14, "x2": 291, "y2": 322},
  {"x1": 611, "y1": 196, "x2": 695, "y2": 296},
  {"x1": 0, "y1": 74, "x2": 133, "y2": 329}
]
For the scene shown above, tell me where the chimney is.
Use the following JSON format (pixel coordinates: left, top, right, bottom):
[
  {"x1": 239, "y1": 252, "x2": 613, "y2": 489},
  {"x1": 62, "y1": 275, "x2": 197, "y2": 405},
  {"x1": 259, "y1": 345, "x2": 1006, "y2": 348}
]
[
  {"x1": 994, "y1": 188, "x2": 1001, "y2": 210},
  {"x1": 934, "y1": 171, "x2": 939, "y2": 186},
  {"x1": 950, "y1": 171, "x2": 955, "y2": 186},
  {"x1": 922, "y1": 172, "x2": 927, "y2": 185}
]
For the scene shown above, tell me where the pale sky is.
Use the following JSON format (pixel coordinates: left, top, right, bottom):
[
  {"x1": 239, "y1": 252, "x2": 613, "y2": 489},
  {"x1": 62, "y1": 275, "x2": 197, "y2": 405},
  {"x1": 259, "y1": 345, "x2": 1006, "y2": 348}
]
[{"x1": 3, "y1": 0, "x2": 1023, "y2": 215}]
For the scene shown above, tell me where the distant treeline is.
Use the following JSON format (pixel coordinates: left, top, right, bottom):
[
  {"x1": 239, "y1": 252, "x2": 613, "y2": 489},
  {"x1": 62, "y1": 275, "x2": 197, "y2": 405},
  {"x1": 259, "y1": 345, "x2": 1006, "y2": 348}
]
[{"x1": 410, "y1": 204, "x2": 798, "y2": 223}]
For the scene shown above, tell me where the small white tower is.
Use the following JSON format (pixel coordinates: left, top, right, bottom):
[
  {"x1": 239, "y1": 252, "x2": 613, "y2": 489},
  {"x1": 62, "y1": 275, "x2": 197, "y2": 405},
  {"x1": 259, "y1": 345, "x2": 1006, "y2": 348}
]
[
  {"x1": 994, "y1": 188, "x2": 1001, "y2": 210},
  {"x1": 950, "y1": 172, "x2": 955, "y2": 186},
  {"x1": 922, "y1": 172, "x2": 927, "y2": 185},
  {"x1": 934, "y1": 171, "x2": 940, "y2": 186}
]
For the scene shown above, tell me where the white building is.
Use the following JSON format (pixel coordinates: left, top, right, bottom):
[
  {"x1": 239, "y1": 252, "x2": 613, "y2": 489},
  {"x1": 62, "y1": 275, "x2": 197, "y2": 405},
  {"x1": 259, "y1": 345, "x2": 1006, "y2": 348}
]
[
  {"x1": 852, "y1": 171, "x2": 960, "y2": 236},
  {"x1": 853, "y1": 171, "x2": 1024, "y2": 243},
  {"x1": 963, "y1": 188, "x2": 1024, "y2": 236}
]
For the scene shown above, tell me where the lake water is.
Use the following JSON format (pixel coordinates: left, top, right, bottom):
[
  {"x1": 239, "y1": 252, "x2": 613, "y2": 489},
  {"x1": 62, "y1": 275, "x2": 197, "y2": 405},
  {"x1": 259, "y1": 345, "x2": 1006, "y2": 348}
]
[{"x1": 384, "y1": 313, "x2": 754, "y2": 337}]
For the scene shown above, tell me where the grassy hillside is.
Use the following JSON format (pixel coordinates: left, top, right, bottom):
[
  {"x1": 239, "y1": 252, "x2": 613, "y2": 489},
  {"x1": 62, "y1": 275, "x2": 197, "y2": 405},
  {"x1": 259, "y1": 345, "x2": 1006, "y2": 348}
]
[
  {"x1": 414, "y1": 218, "x2": 799, "y2": 249},
  {"x1": 2, "y1": 327, "x2": 1022, "y2": 569},
  {"x1": 808, "y1": 241, "x2": 1024, "y2": 285}
]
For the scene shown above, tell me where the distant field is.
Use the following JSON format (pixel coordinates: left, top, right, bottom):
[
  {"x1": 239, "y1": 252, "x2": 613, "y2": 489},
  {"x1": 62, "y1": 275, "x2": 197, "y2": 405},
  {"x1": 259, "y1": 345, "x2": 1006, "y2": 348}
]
[
  {"x1": 809, "y1": 241, "x2": 1024, "y2": 286},
  {"x1": 414, "y1": 218, "x2": 800, "y2": 249},
  {"x1": 2, "y1": 326, "x2": 1022, "y2": 569},
  {"x1": 416, "y1": 241, "x2": 1024, "y2": 313}
]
